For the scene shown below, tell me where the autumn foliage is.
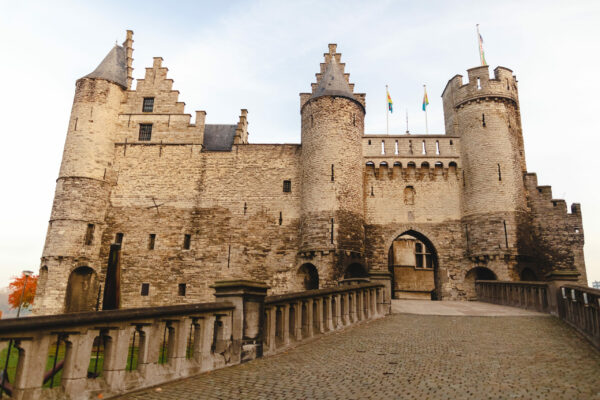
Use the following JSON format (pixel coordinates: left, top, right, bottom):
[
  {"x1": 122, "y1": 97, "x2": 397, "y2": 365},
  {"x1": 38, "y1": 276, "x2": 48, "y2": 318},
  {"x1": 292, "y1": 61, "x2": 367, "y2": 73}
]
[{"x1": 8, "y1": 273, "x2": 38, "y2": 310}]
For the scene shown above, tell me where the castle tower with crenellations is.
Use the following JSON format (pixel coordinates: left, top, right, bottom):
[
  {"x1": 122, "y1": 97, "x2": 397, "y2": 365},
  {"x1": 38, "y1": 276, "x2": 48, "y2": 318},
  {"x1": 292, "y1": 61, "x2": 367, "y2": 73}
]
[{"x1": 33, "y1": 33, "x2": 588, "y2": 314}]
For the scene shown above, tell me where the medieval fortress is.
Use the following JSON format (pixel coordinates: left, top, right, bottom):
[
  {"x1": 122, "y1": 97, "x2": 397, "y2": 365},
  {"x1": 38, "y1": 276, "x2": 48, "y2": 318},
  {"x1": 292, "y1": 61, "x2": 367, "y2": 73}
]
[{"x1": 34, "y1": 31, "x2": 587, "y2": 314}]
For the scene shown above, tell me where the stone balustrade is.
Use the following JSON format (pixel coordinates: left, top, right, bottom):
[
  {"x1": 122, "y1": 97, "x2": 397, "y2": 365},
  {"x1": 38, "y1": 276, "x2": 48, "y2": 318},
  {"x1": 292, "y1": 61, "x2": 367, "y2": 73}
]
[
  {"x1": 558, "y1": 285, "x2": 600, "y2": 349},
  {"x1": 0, "y1": 280, "x2": 386, "y2": 399},
  {"x1": 475, "y1": 280, "x2": 549, "y2": 313},
  {"x1": 262, "y1": 282, "x2": 385, "y2": 355},
  {"x1": 476, "y1": 280, "x2": 600, "y2": 350}
]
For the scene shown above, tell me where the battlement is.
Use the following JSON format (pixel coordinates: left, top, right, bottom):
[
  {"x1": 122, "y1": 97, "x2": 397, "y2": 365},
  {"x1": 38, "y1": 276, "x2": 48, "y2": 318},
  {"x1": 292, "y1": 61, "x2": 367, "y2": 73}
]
[
  {"x1": 365, "y1": 160, "x2": 460, "y2": 182},
  {"x1": 441, "y1": 65, "x2": 519, "y2": 109}
]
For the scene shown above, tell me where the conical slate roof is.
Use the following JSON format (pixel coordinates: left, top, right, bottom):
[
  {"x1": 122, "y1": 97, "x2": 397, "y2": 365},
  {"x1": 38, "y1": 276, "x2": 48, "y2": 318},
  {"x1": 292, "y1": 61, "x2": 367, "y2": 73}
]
[
  {"x1": 82, "y1": 45, "x2": 127, "y2": 87},
  {"x1": 311, "y1": 56, "x2": 356, "y2": 101}
]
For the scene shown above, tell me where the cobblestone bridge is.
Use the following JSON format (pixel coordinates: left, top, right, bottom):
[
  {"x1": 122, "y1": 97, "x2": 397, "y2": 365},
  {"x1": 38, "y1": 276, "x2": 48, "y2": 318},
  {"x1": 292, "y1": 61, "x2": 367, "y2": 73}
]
[{"x1": 118, "y1": 302, "x2": 600, "y2": 400}]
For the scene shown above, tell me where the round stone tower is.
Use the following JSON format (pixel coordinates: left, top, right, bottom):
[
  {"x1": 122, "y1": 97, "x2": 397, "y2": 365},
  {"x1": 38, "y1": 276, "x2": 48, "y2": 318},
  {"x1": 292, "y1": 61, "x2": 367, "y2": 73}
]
[
  {"x1": 442, "y1": 65, "x2": 529, "y2": 278},
  {"x1": 35, "y1": 32, "x2": 134, "y2": 314},
  {"x1": 299, "y1": 44, "x2": 366, "y2": 283}
]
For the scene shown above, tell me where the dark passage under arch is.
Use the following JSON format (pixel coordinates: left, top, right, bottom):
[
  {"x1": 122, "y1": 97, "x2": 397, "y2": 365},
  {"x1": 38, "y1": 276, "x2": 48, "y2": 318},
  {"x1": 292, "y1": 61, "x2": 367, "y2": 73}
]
[{"x1": 298, "y1": 263, "x2": 319, "y2": 290}]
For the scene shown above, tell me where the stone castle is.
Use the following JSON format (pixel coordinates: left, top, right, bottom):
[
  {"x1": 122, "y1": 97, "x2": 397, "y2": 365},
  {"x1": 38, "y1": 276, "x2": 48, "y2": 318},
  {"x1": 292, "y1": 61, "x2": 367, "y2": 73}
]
[{"x1": 34, "y1": 31, "x2": 587, "y2": 314}]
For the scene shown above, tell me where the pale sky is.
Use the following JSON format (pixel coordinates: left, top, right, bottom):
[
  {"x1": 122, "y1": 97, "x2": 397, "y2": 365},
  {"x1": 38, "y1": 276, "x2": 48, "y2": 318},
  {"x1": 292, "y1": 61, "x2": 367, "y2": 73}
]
[{"x1": 0, "y1": 0, "x2": 599, "y2": 287}]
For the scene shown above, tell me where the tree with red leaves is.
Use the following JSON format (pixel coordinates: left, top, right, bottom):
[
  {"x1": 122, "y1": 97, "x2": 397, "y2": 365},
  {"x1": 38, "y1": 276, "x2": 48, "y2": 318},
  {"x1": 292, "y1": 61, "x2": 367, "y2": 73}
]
[{"x1": 8, "y1": 273, "x2": 37, "y2": 310}]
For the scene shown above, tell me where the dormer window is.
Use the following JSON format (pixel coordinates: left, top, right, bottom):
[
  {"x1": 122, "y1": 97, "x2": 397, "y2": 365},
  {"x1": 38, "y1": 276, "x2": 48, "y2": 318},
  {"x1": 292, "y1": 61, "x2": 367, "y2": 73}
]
[{"x1": 142, "y1": 97, "x2": 154, "y2": 112}]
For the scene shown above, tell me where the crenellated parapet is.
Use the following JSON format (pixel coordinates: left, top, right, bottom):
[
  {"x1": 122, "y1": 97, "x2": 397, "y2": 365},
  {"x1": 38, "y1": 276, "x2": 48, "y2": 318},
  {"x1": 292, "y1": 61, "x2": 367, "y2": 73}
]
[
  {"x1": 523, "y1": 173, "x2": 586, "y2": 283},
  {"x1": 442, "y1": 65, "x2": 519, "y2": 109}
]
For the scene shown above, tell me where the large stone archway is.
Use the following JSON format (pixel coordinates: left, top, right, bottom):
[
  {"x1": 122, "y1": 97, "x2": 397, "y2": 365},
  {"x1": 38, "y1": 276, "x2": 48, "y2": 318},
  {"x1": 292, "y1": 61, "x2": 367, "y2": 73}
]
[
  {"x1": 297, "y1": 263, "x2": 319, "y2": 290},
  {"x1": 387, "y1": 230, "x2": 440, "y2": 300}
]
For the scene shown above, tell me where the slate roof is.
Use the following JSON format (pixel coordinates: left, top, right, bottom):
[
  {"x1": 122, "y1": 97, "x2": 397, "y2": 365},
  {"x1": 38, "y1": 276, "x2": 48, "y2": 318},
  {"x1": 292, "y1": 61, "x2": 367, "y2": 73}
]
[
  {"x1": 203, "y1": 124, "x2": 237, "y2": 151},
  {"x1": 82, "y1": 45, "x2": 127, "y2": 88},
  {"x1": 311, "y1": 56, "x2": 355, "y2": 102}
]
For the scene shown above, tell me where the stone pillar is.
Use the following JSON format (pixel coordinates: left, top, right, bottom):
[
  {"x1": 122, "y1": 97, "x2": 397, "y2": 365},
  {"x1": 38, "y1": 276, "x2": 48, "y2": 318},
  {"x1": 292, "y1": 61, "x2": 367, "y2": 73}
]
[
  {"x1": 545, "y1": 271, "x2": 580, "y2": 316},
  {"x1": 306, "y1": 299, "x2": 314, "y2": 338},
  {"x1": 103, "y1": 326, "x2": 132, "y2": 391},
  {"x1": 356, "y1": 291, "x2": 364, "y2": 321},
  {"x1": 200, "y1": 315, "x2": 216, "y2": 371},
  {"x1": 266, "y1": 306, "x2": 277, "y2": 353},
  {"x1": 295, "y1": 301, "x2": 303, "y2": 341},
  {"x1": 191, "y1": 317, "x2": 205, "y2": 364},
  {"x1": 348, "y1": 293, "x2": 356, "y2": 323},
  {"x1": 12, "y1": 334, "x2": 51, "y2": 400},
  {"x1": 315, "y1": 298, "x2": 325, "y2": 333},
  {"x1": 325, "y1": 296, "x2": 334, "y2": 331},
  {"x1": 211, "y1": 280, "x2": 269, "y2": 362},
  {"x1": 342, "y1": 293, "x2": 350, "y2": 325},
  {"x1": 61, "y1": 331, "x2": 97, "y2": 395},
  {"x1": 369, "y1": 271, "x2": 392, "y2": 314},
  {"x1": 364, "y1": 290, "x2": 371, "y2": 319},
  {"x1": 283, "y1": 304, "x2": 291, "y2": 345},
  {"x1": 333, "y1": 295, "x2": 342, "y2": 329}
]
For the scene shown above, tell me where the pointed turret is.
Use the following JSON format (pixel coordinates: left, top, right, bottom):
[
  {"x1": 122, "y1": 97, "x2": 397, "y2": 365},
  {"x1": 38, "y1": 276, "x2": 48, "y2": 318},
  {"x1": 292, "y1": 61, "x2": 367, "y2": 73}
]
[
  {"x1": 83, "y1": 44, "x2": 128, "y2": 88},
  {"x1": 311, "y1": 53, "x2": 355, "y2": 101}
]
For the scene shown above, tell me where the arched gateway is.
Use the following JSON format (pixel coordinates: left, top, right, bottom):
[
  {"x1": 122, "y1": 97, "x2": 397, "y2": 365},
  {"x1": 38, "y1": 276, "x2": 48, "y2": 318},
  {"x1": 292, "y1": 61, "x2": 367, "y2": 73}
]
[{"x1": 388, "y1": 230, "x2": 439, "y2": 300}]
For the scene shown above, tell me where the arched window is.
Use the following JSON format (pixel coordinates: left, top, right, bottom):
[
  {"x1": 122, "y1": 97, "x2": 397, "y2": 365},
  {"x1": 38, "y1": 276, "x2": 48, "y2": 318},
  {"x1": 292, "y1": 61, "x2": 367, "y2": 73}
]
[{"x1": 404, "y1": 186, "x2": 415, "y2": 205}]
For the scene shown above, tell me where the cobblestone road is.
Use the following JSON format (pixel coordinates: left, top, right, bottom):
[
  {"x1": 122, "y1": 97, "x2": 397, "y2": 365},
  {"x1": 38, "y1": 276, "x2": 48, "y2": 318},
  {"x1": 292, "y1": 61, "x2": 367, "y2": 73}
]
[{"x1": 118, "y1": 314, "x2": 600, "y2": 399}]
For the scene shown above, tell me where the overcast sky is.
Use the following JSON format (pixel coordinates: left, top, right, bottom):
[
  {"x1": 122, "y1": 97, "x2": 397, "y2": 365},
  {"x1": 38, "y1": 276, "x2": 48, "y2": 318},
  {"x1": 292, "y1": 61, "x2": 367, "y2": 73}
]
[{"x1": 0, "y1": 0, "x2": 599, "y2": 287}]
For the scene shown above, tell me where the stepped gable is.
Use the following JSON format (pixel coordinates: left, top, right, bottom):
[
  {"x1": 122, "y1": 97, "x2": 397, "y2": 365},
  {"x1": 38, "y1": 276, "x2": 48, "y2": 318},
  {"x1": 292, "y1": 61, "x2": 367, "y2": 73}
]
[
  {"x1": 82, "y1": 45, "x2": 128, "y2": 88},
  {"x1": 311, "y1": 49, "x2": 355, "y2": 101},
  {"x1": 203, "y1": 124, "x2": 237, "y2": 151}
]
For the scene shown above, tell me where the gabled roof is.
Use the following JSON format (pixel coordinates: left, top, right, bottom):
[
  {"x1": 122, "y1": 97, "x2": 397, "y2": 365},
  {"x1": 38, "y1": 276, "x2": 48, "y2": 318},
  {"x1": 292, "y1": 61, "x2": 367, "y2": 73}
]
[
  {"x1": 82, "y1": 45, "x2": 128, "y2": 88},
  {"x1": 311, "y1": 56, "x2": 356, "y2": 101},
  {"x1": 203, "y1": 124, "x2": 237, "y2": 151}
]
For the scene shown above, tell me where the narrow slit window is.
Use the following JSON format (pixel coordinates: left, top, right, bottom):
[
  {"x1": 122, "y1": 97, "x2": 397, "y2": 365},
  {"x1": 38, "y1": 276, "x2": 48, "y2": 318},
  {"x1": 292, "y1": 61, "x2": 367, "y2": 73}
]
[
  {"x1": 482, "y1": 113, "x2": 486, "y2": 127},
  {"x1": 178, "y1": 283, "x2": 186, "y2": 296},
  {"x1": 477, "y1": 77, "x2": 481, "y2": 90},
  {"x1": 497, "y1": 164, "x2": 502, "y2": 181},
  {"x1": 84, "y1": 224, "x2": 95, "y2": 246},
  {"x1": 331, "y1": 164, "x2": 334, "y2": 182},
  {"x1": 183, "y1": 234, "x2": 191, "y2": 250},
  {"x1": 381, "y1": 140, "x2": 385, "y2": 155},
  {"x1": 330, "y1": 218, "x2": 334, "y2": 244},
  {"x1": 148, "y1": 234, "x2": 156, "y2": 250},
  {"x1": 422, "y1": 140, "x2": 426, "y2": 155},
  {"x1": 139, "y1": 124, "x2": 152, "y2": 141},
  {"x1": 368, "y1": 139, "x2": 371, "y2": 145},
  {"x1": 394, "y1": 140, "x2": 399, "y2": 155},
  {"x1": 142, "y1": 97, "x2": 154, "y2": 112},
  {"x1": 283, "y1": 180, "x2": 292, "y2": 193},
  {"x1": 435, "y1": 140, "x2": 440, "y2": 155},
  {"x1": 409, "y1": 140, "x2": 413, "y2": 154},
  {"x1": 279, "y1": 211, "x2": 283, "y2": 225},
  {"x1": 141, "y1": 283, "x2": 149, "y2": 296},
  {"x1": 115, "y1": 233, "x2": 124, "y2": 244}
]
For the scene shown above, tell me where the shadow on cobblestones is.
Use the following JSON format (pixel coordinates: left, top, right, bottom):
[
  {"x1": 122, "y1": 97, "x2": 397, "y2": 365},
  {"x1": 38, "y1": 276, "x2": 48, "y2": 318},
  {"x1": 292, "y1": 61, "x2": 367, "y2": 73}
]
[{"x1": 116, "y1": 314, "x2": 600, "y2": 400}]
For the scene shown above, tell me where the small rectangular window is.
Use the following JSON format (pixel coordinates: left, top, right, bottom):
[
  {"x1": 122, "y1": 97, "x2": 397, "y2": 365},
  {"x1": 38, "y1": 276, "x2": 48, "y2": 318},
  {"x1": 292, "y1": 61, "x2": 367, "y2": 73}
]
[
  {"x1": 84, "y1": 223, "x2": 95, "y2": 246},
  {"x1": 183, "y1": 234, "x2": 191, "y2": 250},
  {"x1": 115, "y1": 232, "x2": 124, "y2": 244},
  {"x1": 283, "y1": 180, "x2": 292, "y2": 193},
  {"x1": 142, "y1": 97, "x2": 154, "y2": 112},
  {"x1": 178, "y1": 283, "x2": 187, "y2": 296},
  {"x1": 141, "y1": 283, "x2": 149, "y2": 296},
  {"x1": 148, "y1": 234, "x2": 156, "y2": 250},
  {"x1": 139, "y1": 124, "x2": 152, "y2": 141}
]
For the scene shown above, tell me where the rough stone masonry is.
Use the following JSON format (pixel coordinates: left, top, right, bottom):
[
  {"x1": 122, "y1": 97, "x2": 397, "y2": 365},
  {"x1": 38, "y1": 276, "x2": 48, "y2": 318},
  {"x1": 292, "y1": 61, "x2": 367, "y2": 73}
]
[{"x1": 33, "y1": 31, "x2": 587, "y2": 314}]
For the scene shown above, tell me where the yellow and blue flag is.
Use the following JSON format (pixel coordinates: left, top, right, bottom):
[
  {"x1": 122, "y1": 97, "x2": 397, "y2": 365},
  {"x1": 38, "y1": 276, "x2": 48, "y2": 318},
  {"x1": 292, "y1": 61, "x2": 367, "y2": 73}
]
[
  {"x1": 422, "y1": 87, "x2": 429, "y2": 111},
  {"x1": 386, "y1": 88, "x2": 393, "y2": 113}
]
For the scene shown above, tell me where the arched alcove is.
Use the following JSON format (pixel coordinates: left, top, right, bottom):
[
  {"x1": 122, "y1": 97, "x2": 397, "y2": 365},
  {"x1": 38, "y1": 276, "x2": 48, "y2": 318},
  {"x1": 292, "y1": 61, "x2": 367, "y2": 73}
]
[
  {"x1": 65, "y1": 266, "x2": 97, "y2": 313},
  {"x1": 464, "y1": 267, "x2": 497, "y2": 300},
  {"x1": 520, "y1": 268, "x2": 538, "y2": 281},
  {"x1": 344, "y1": 263, "x2": 368, "y2": 279},
  {"x1": 298, "y1": 263, "x2": 319, "y2": 290}
]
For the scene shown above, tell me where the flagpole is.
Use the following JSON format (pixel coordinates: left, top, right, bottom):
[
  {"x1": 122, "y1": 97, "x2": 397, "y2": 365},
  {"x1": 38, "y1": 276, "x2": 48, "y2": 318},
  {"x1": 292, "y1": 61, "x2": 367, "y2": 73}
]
[
  {"x1": 386, "y1": 85, "x2": 389, "y2": 135},
  {"x1": 424, "y1": 84, "x2": 429, "y2": 134}
]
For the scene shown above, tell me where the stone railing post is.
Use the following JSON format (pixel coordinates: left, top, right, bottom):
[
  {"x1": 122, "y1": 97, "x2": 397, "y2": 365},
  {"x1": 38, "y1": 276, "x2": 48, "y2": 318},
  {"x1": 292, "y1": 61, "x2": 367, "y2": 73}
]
[
  {"x1": 545, "y1": 271, "x2": 580, "y2": 316},
  {"x1": 295, "y1": 301, "x2": 303, "y2": 340},
  {"x1": 315, "y1": 298, "x2": 325, "y2": 333},
  {"x1": 342, "y1": 293, "x2": 350, "y2": 325},
  {"x1": 266, "y1": 306, "x2": 277, "y2": 353},
  {"x1": 325, "y1": 296, "x2": 334, "y2": 331},
  {"x1": 306, "y1": 299, "x2": 314, "y2": 338},
  {"x1": 12, "y1": 334, "x2": 51, "y2": 400},
  {"x1": 369, "y1": 271, "x2": 392, "y2": 314},
  {"x1": 348, "y1": 293, "x2": 356, "y2": 323},
  {"x1": 103, "y1": 326, "x2": 132, "y2": 392},
  {"x1": 211, "y1": 280, "x2": 269, "y2": 362},
  {"x1": 61, "y1": 331, "x2": 97, "y2": 395},
  {"x1": 283, "y1": 304, "x2": 291, "y2": 345},
  {"x1": 332, "y1": 294, "x2": 341, "y2": 329}
]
